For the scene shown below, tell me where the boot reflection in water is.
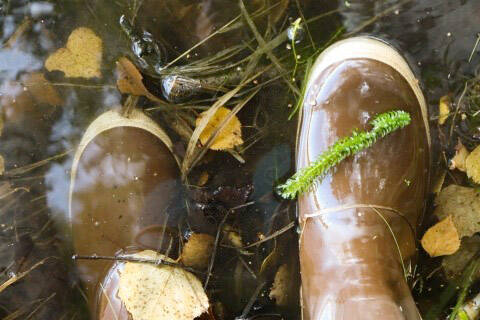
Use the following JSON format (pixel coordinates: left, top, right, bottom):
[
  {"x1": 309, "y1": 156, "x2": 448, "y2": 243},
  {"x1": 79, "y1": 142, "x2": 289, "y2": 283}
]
[
  {"x1": 69, "y1": 109, "x2": 181, "y2": 319},
  {"x1": 297, "y1": 37, "x2": 430, "y2": 319}
]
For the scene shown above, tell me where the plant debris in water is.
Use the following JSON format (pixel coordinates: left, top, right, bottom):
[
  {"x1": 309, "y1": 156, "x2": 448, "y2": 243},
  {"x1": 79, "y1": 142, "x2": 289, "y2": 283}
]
[
  {"x1": 277, "y1": 110, "x2": 412, "y2": 199},
  {"x1": 45, "y1": 27, "x2": 103, "y2": 79}
]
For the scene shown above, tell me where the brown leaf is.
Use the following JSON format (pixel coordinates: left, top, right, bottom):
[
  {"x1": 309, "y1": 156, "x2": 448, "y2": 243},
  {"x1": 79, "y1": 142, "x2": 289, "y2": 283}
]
[
  {"x1": 421, "y1": 215, "x2": 460, "y2": 257},
  {"x1": 180, "y1": 233, "x2": 215, "y2": 269},
  {"x1": 21, "y1": 72, "x2": 63, "y2": 106},
  {"x1": 197, "y1": 107, "x2": 243, "y2": 151},
  {"x1": 115, "y1": 57, "x2": 159, "y2": 102},
  {"x1": 45, "y1": 27, "x2": 102, "y2": 78}
]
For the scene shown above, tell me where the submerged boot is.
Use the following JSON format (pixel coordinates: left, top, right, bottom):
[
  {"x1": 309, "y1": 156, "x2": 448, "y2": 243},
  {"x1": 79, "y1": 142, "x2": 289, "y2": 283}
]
[
  {"x1": 69, "y1": 109, "x2": 180, "y2": 318},
  {"x1": 297, "y1": 37, "x2": 430, "y2": 319}
]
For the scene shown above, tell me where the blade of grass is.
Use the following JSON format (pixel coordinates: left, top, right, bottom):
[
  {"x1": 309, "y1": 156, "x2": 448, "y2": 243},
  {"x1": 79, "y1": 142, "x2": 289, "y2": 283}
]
[
  {"x1": 239, "y1": 0, "x2": 301, "y2": 97},
  {"x1": 449, "y1": 253, "x2": 480, "y2": 320}
]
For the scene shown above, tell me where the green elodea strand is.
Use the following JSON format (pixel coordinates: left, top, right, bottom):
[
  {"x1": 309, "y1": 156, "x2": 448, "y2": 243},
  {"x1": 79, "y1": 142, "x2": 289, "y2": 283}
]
[{"x1": 277, "y1": 110, "x2": 412, "y2": 199}]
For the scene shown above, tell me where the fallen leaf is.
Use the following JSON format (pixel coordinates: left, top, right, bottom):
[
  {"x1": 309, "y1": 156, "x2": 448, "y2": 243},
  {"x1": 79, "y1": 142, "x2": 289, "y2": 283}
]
[
  {"x1": 269, "y1": 264, "x2": 291, "y2": 306},
  {"x1": 450, "y1": 141, "x2": 469, "y2": 172},
  {"x1": 115, "y1": 57, "x2": 162, "y2": 102},
  {"x1": 179, "y1": 233, "x2": 214, "y2": 269},
  {"x1": 45, "y1": 27, "x2": 102, "y2": 78},
  {"x1": 435, "y1": 185, "x2": 480, "y2": 238},
  {"x1": 197, "y1": 106, "x2": 243, "y2": 150},
  {"x1": 438, "y1": 95, "x2": 450, "y2": 125},
  {"x1": 442, "y1": 235, "x2": 480, "y2": 279},
  {"x1": 421, "y1": 215, "x2": 460, "y2": 257},
  {"x1": 118, "y1": 250, "x2": 209, "y2": 320},
  {"x1": 21, "y1": 72, "x2": 63, "y2": 106},
  {"x1": 466, "y1": 145, "x2": 480, "y2": 183},
  {"x1": 223, "y1": 225, "x2": 243, "y2": 248},
  {"x1": 0, "y1": 80, "x2": 35, "y2": 123}
]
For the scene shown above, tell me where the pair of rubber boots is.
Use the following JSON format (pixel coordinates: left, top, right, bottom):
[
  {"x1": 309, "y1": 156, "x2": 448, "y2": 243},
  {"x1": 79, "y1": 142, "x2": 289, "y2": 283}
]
[{"x1": 70, "y1": 37, "x2": 429, "y2": 319}]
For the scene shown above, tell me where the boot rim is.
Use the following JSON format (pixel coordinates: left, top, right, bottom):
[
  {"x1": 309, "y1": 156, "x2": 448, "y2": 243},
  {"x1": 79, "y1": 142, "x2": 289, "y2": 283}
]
[
  {"x1": 306, "y1": 36, "x2": 431, "y2": 149},
  {"x1": 68, "y1": 108, "x2": 177, "y2": 224}
]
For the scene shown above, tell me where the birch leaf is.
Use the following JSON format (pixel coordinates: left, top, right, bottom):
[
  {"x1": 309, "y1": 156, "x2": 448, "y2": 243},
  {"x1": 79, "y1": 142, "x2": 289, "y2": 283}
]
[
  {"x1": 466, "y1": 145, "x2": 480, "y2": 183},
  {"x1": 421, "y1": 215, "x2": 460, "y2": 257},
  {"x1": 196, "y1": 106, "x2": 243, "y2": 150},
  {"x1": 118, "y1": 250, "x2": 209, "y2": 320},
  {"x1": 45, "y1": 27, "x2": 102, "y2": 78}
]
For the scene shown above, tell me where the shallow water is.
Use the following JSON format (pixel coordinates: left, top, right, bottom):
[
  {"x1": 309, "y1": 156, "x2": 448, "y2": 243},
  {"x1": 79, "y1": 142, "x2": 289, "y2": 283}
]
[{"x1": 0, "y1": 0, "x2": 479, "y2": 319}]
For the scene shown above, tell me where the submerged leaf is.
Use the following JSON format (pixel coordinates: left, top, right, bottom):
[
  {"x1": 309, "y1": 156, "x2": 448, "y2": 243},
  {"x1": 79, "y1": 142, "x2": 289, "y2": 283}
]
[
  {"x1": 450, "y1": 141, "x2": 469, "y2": 172},
  {"x1": 435, "y1": 185, "x2": 480, "y2": 238},
  {"x1": 116, "y1": 57, "x2": 162, "y2": 102},
  {"x1": 21, "y1": 72, "x2": 63, "y2": 106},
  {"x1": 45, "y1": 27, "x2": 102, "y2": 78},
  {"x1": 466, "y1": 145, "x2": 480, "y2": 183},
  {"x1": 438, "y1": 95, "x2": 451, "y2": 125},
  {"x1": 443, "y1": 236, "x2": 480, "y2": 279},
  {"x1": 180, "y1": 233, "x2": 214, "y2": 269},
  {"x1": 118, "y1": 250, "x2": 209, "y2": 320},
  {"x1": 196, "y1": 106, "x2": 243, "y2": 150},
  {"x1": 421, "y1": 215, "x2": 460, "y2": 257},
  {"x1": 269, "y1": 264, "x2": 290, "y2": 306}
]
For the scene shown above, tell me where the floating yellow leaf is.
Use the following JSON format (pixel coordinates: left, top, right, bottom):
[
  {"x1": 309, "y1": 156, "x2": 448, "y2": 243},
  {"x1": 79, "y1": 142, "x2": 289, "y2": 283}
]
[
  {"x1": 179, "y1": 233, "x2": 214, "y2": 269},
  {"x1": 115, "y1": 57, "x2": 162, "y2": 102},
  {"x1": 421, "y1": 215, "x2": 460, "y2": 257},
  {"x1": 438, "y1": 95, "x2": 450, "y2": 125},
  {"x1": 197, "y1": 106, "x2": 243, "y2": 150},
  {"x1": 450, "y1": 141, "x2": 469, "y2": 172},
  {"x1": 118, "y1": 250, "x2": 209, "y2": 320},
  {"x1": 466, "y1": 145, "x2": 480, "y2": 183},
  {"x1": 45, "y1": 27, "x2": 102, "y2": 78}
]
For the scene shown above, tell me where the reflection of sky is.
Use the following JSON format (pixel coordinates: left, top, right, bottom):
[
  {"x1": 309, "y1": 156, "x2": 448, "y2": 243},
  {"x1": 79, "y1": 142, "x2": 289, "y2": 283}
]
[{"x1": 0, "y1": 49, "x2": 42, "y2": 78}]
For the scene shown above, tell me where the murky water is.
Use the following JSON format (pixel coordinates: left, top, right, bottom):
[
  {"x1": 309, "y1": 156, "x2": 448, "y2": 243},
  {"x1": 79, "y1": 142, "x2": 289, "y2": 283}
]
[{"x1": 0, "y1": 0, "x2": 479, "y2": 319}]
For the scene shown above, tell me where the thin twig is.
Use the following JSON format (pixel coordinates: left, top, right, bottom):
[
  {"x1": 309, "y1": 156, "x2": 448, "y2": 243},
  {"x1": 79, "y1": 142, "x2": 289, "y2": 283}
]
[
  {"x1": 72, "y1": 254, "x2": 204, "y2": 275},
  {"x1": 204, "y1": 210, "x2": 230, "y2": 289},
  {"x1": 225, "y1": 221, "x2": 295, "y2": 250},
  {"x1": 236, "y1": 281, "x2": 266, "y2": 319}
]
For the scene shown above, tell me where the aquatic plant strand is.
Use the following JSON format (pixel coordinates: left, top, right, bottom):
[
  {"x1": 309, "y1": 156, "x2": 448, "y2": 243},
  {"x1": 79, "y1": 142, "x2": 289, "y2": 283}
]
[{"x1": 277, "y1": 110, "x2": 411, "y2": 199}]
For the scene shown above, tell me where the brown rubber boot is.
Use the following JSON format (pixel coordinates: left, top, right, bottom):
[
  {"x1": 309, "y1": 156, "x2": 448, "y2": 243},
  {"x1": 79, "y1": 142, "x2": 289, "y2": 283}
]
[
  {"x1": 69, "y1": 109, "x2": 180, "y2": 318},
  {"x1": 297, "y1": 37, "x2": 430, "y2": 319}
]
